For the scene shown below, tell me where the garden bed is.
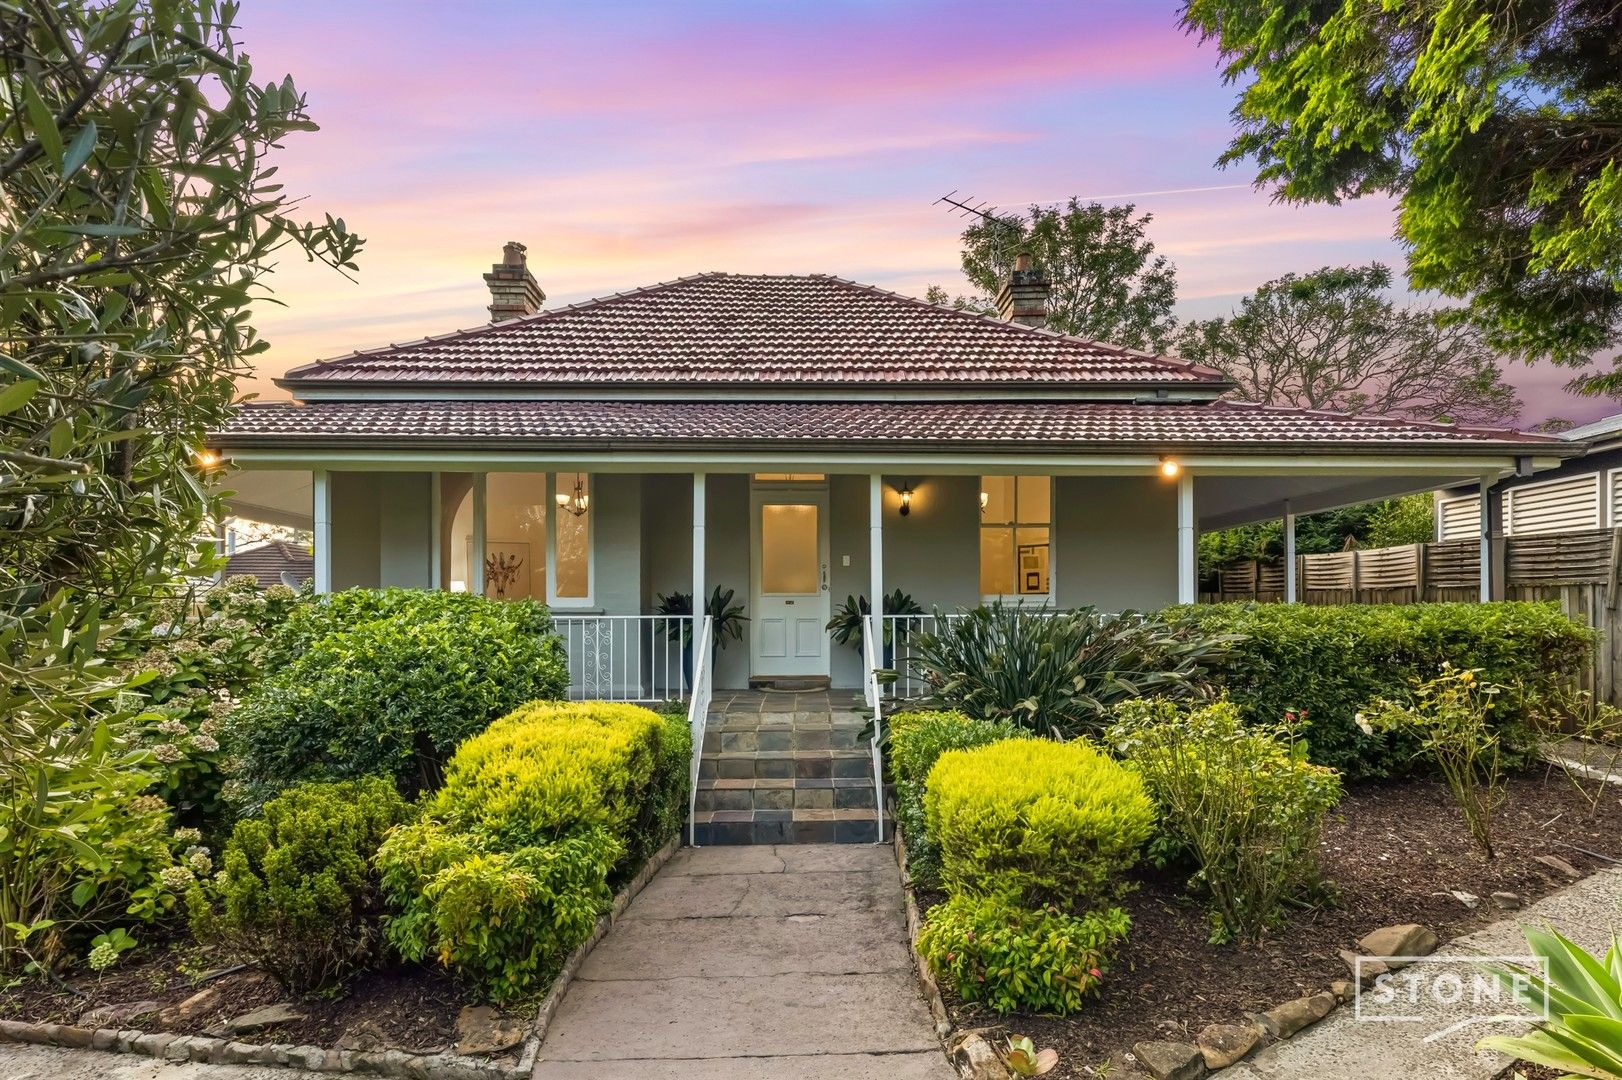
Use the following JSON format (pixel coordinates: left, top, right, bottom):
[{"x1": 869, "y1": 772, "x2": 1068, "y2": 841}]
[
  {"x1": 0, "y1": 949, "x2": 468, "y2": 1055},
  {"x1": 921, "y1": 768, "x2": 1622, "y2": 1078}
]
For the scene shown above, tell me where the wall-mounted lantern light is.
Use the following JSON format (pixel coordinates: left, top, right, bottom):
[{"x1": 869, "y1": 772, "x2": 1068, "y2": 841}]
[{"x1": 897, "y1": 481, "x2": 913, "y2": 517}]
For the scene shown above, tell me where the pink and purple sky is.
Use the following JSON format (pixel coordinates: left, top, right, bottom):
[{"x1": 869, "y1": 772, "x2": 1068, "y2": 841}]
[{"x1": 235, "y1": 0, "x2": 1608, "y2": 427}]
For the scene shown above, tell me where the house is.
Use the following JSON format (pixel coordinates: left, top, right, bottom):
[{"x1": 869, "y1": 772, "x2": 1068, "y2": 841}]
[
  {"x1": 211, "y1": 243, "x2": 1572, "y2": 698},
  {"x1": 1436, "y1": 412, "x2": 1622, "y2": 543},
  {"x1": 219, "y1": 539, "x2": 314, "y2": 589}
]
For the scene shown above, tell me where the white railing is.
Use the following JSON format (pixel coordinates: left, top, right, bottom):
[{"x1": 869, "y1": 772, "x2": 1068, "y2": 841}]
[
  {"x1": 879, "y1": 609, "x2": 1132, "y2": 700},
  {"x1": 686, "y1": 616, "x2": 715, "y2": 846},
  {"x1": 862, "y1": 613, "x2": 886, "y2": 843},
  {"x1": 553, "y1": 614, "x2": 694, "y2": 702}
]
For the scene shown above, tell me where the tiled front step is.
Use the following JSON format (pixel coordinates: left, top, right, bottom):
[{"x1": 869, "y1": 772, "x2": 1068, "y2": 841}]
[
  {"x1": 699, "y1": 749, "x2": 872, "y2": 781},
  {"x1": 695, "y1": 777, "x2": 877, "y2": 812},
  {"x1": 690, "y1": 807, "x2": 888, "y2": 845},
  {"x1": 702, "y1": 725, "x2": 869, "y2": 753}
]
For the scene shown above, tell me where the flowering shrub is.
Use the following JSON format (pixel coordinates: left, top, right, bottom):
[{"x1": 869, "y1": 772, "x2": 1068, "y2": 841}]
[
  {"x1": 1109, "y1": 697, "x2": 1342, "y2": 942},
  {"x1": 1358, "y1": 664, "x2": 1506, "y2": 858},
  {"x1": 916, "y1": 895, "x2": 1130, "y2": 1015},
  {"x1": 1, "y1": 705, "x2": 194, "y2": 975},
  {"x1": 117, "y1": 577, "x2": 308, "y2": 834}
]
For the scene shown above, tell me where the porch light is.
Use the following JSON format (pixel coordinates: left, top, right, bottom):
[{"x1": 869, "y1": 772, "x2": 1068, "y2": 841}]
[
  {"x1": 1159, "y1": 456, "x2": 1180, "y2": 478},
  {"x1": 979, "y1": 490, "x2": 989, "y2": 515},
  {"x1": 195, "y1": 449, "x2": 221, "y2": 469},
  {"x1": 898, "y1": 482, "x2": 912, "y2": 517},
  {"x1": 556, "y1": 473, "x2": 589, "y2": 517}
]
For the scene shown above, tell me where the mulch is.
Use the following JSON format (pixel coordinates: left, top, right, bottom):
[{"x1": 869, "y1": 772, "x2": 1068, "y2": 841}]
[
  {"x1": 0, "y1": 950, "x2": 467, "y2": 1054},
  {"x1": 922, "y1": 766, "x2": 1622, "y2": 1078}
]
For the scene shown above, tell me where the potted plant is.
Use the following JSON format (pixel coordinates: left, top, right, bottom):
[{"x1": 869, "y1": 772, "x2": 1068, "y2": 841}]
[
  {"x1": 825, "y1": 589, "x2": 924, "y2": 667},
  {"x1": 655, "y1": 586, "x2": 749, "y2": 681}
]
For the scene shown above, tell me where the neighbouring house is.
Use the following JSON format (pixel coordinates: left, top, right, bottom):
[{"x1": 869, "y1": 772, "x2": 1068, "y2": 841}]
[
  {"x1": 219, "y1": 539, "x2": 314, "y2": 589},
  {"x1": 210, "y1": 242, "x2": 1574, "y2": 698},
  {"x1": 1436, "y1": 412, "x2": 1622, "y2": 542}
]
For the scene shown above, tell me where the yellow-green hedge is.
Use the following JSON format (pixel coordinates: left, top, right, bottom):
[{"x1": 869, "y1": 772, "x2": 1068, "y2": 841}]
[
  {"x1": 378, "y1": 700, "x2": 689, "y2": 1001},
  {"x1": 924, "y1": 738, "x2": 1155, "y2": 911}
]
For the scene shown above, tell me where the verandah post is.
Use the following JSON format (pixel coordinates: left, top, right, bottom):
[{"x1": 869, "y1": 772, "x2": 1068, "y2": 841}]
[
  {"x1": 312, "y1": 468, "x2": 331, "y2": 594},
  {"x1": 692, "y1": 472, "x2": 707, "y2": 636},
  {"x1": 1177, "y1": 472, "x2": 1195, "y2": 604}
]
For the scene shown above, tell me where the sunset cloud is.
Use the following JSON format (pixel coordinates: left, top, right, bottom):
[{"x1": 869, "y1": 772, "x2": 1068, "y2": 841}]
[{"x1": 231, "y1": 0, "x2": 1610, "y2": 425}]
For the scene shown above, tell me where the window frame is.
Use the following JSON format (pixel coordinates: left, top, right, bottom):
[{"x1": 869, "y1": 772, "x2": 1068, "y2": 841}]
[
  {"x1": 978, "y1": 475, "x2": 1055, "y2": 604},
  {"x1": 545, "y1": 471, "x2": 596, "y2": 609}
]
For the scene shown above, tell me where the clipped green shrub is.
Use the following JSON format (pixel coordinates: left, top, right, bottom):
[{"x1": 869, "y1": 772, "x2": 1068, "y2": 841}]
[
  {"x1": 925, "y1": 738, "x2": 1155, "y2": 911},
  {"x1": 1109, "y1": 697, "x2": 1343, "y2": 943},
  {"x1": 377, "y1": 701, "x2": 688, "y2": 999},
  {"x1": 917, "y1": 895, "x2": 1130, "y2": 1015},
  {"x1": 230, "y1": 589, "x2": 567, "y2": 804},
  {"x1": 887, "y1": 710, "x2": 1027, "y2": 886},
  {"x1": 907, "y1": 603, "x2": 1233, "y2": 738},
  {"x1": 378, "y1": 824, "x2": 618, "y2": 1004},
  {"x1": 1165, "y1": 602, "x2": 1594, "y2": 779},
  {"x1": 188, "y1": 777, "x2": 412, "y2": 995}
]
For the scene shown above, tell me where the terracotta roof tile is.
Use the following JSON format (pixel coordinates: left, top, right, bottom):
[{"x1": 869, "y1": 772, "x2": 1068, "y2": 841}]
[
  {"x1": 221, "y1": 541, "x2": 313, "y2": 588},
  {"x1": 216, "y1": 400, "x2": 1559, "y2": 452},
  {"x1": 279, "y1": 274, "x2": 1224, "y2": 388}
]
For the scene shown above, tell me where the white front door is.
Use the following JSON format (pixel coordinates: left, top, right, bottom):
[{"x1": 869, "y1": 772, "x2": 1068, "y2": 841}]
[{"x1": 750, "y1": 483, "x2": 831, "y2": 678}]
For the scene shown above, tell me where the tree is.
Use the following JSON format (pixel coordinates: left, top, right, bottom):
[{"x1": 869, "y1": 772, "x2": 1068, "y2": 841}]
[
  {"x1": 934, "y1": 199, "x2": 1179, "y2": 351},
  {"x1": 1176, "y1": 264, "x2": 1522, "y2": 425},
  {"x1": 1180, "y1": 0, "x2": 1622, "y2": 383},
  {"x1": 1, "y1": 0, "x2": 359, "y2": 971}
]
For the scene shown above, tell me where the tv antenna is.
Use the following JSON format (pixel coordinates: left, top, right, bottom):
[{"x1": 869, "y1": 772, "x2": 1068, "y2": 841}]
[{"x1": 935, "y1": 191, "x2": 1025, "y2": 267}]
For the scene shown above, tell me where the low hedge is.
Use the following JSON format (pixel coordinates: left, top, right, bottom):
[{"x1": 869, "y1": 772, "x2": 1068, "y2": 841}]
[
  {"x1": 377, "y1": 701, "x2": 688, "y2": 1001},
  {"x1": 1165, "y1": 602, "x2": 1595, "y2": 779},
  {"x1": 229, "y1": 589, "x2": 569, "y2": 805},
  {"x1": 188, "y1": 777, "x2": 413, "y2": 996},
  {"x1": 924, "y1": 738, "x2": 1155, "y2": 912},
  {"x1": 887, "y1": 709, "x2": 1027, "y2": 886}
]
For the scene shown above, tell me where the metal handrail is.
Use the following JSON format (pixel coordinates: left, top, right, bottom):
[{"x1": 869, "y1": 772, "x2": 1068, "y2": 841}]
[
  {"x1": 862, "y1": 613, "x2": 886, "y2": 843},
  {"x1": 686, "y1": 616, "x2": 715, "y2": 846}
]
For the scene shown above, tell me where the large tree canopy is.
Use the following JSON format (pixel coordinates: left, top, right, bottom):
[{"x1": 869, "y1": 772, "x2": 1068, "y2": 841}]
[
  {"x1": 1177, "y1": 264, "x2": 1523, "y2": 425},
  {"x1": 1, "y1": 0, "x2": 359, "y2": 714},
  {"x1": 1181, "y1": 0, "x2": 1622, "y2": 383},
  {"x1": 932, "y1": 199, "x2": 1178, "y2": 351}
]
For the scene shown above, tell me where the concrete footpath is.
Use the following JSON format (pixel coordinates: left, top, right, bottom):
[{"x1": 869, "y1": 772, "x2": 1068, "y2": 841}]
[
  {"x1": 531, "y1": 843, "x2": 953, "y2": 1080},
  {"x1": 1225, "y1": 864, "x2": 1622, "y2": 1080}
]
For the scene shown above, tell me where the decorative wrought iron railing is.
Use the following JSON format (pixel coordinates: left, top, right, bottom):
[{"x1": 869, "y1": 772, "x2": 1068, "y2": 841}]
[{"x1": 552, "y1": 614, "x2": 694, "y2": 702}]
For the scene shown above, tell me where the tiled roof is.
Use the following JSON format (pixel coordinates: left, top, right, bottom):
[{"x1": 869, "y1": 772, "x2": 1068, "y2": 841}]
[
  {"x1": 216, "y1": 400, "x2": 1559, "y2": 452},
  {"x1": 221, "y1": 541, "x2": 313, "y2": 588},
  {"x1": 279, "y1": 274, "x2": 1224, "y2": 389}
]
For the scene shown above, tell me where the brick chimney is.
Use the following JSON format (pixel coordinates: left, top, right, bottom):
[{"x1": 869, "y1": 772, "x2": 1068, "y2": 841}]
[
  {"x1": 996, "y1": 251, "x2": 1049, "y2": 328},
  {"x1": 483, "y1": 241, "x2": 545, "y2": 321}
]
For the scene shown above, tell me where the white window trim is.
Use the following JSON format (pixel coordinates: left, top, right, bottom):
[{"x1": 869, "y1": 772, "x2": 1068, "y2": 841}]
[
  {"x1": 1501, "y1": 470, "x2": 1601, "y2": 538},
  {"x1": 545, "y1": 471, "x2": 596, "y2": 609},
  {"x1": 1605, "y1": 467, "x2": 1622, "y2": 530},
  {"x1": 979, "y1": 475, "x2": 1056, "y2": 604}
]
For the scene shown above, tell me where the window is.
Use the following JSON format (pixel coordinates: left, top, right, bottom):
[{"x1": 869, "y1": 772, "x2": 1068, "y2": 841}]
[
  {"x1": 551, "y1": 472, "x2": 590, "y2": 601},
  {"x1": 979, "y1": 475, "x2": 1051, "y2": 598}
]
